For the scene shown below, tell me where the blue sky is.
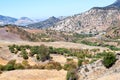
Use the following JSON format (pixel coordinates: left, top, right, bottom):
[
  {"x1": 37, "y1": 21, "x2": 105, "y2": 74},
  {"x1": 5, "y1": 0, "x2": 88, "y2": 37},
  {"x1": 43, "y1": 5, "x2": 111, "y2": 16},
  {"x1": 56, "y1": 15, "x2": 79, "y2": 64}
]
[{"x1": 0, "y1": 0, "x2": 116, "y2": 19}]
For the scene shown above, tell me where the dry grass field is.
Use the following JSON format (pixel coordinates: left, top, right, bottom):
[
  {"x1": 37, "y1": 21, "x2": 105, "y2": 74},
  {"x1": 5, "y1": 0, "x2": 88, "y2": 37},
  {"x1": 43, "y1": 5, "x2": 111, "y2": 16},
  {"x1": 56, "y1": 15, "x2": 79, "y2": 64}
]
[{"x1": 0, "y1": 69, "x2": 67, "y2": 80}]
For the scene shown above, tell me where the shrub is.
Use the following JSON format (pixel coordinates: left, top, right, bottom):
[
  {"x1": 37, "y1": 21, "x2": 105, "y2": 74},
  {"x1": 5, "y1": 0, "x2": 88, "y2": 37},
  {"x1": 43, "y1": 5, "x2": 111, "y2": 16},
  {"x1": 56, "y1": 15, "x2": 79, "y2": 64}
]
[
  {"x1": 22, "y1": 60, "x2": 30, "y2": 69},
  {"x1": 7, "y1": 60, "x2": 16, "y2": 65},
  {"x1": 45, "y1": 61, "x2": 62, "y2": 70},
  {"x1": 66, "y1": 69, "x2": 78, "y2": 80},
  {"x1": 21, "y1": 50, "x2": 28, "y2": 60},
  {"x1": 4, "y1": 64, "x2": 14, "y2": 71},
  {"x1": 63, "y1": 61, "x2": 77, "y2": 71},
  {"x1": 0, "y1": 64, "x2": 3, "y2": 71},
  {"x1": 8, "y1": 45, "x2": 15, "y2": 53},
  {"x1": 14, "y1": 63, "x2": 24, "y2": 69},
  {"x1": 32, "y1": 64, "x2": 45, "y2": 69},
  {"x1": 78, "y1": 59, "x2": 83, "y2": 67},
  {"x1": 103, "y1": 52, "x2": 116, "y2": 68}
]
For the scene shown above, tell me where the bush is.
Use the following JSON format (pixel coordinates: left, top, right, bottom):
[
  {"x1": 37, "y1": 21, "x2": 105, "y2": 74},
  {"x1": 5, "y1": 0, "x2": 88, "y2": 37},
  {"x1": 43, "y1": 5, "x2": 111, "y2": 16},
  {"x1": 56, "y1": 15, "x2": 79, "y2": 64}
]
[
  {"x1": 66, "y1": 69, "x2": 78, "y2": 80},
  {"x1": 0, "y1": 64, "x2": 3, "y2": 71},
  {"x1": 14, "y1": 63, "x2": 24, "y2": 69},
  {"x1": 78, "y1": 59, "x2": 83, "y2": 67},
  {"x1": 103, "y1": 52, "x2": 116, "y2": 68},
  {"x1": 45, "y1": 61, "x2": 62, "y2": 70},
  {"x1": 63, "y1": 61, "x2": 77, "y2": 71},
  {"x1": 7, "y1": 60, "x2": 16, "y2": 65},
  {"x1": 21, "y1": 50, "x2": 28, "y2": 60},
  {"x1": 8, "y1": 45, "x2": 15, "y2": 53},
  {"x1": 22, "y1": 60, "x2": 30, "y2": 69},
  {"x1": 4, "y1": 64, "x2": 14, "y2": 71}
]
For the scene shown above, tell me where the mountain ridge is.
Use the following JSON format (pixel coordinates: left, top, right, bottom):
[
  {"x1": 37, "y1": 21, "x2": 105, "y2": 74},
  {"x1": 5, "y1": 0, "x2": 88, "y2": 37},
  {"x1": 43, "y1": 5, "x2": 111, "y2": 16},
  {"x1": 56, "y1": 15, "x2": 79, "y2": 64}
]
[
  {"x1": 27, "y1": 16, "x2": 60, "y2": 29},
  {"x1": 48, "y1": 0, "x2": 120, "y2": 34}
]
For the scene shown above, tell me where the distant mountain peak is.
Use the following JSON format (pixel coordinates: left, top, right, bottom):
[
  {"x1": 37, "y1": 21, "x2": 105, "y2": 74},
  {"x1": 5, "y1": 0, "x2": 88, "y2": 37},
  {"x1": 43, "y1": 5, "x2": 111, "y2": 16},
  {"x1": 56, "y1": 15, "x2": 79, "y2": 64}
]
[{"x1": 27, "y1": 16, "x2": 60, "y2": 29}]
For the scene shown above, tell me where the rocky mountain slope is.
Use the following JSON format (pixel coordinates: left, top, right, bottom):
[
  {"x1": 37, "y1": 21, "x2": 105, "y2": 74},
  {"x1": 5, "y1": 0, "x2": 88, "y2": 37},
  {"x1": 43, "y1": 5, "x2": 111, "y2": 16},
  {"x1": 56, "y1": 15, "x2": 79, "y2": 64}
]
[
  {"x1": 27, "y1": 16, "x2": 60, "y2": 29},
  {"x1": 105, "y1": 24, "x2": 120, "y2": 39},
  {"x1": 49, "y1": 0, "x2": 120, "y2": 34}
]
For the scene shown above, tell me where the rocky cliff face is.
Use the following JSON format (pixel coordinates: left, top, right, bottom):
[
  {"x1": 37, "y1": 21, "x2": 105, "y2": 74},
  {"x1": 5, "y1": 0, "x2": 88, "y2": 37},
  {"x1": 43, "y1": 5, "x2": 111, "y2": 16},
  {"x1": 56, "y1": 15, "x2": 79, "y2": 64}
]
[{"x1": 49, "y1": 0, "x2": 120, "y2": 34}]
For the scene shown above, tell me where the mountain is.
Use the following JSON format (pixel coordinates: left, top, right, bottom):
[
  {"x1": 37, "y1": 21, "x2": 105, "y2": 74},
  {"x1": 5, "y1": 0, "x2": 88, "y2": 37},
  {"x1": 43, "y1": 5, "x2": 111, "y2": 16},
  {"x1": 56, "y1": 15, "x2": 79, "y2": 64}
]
[
  {"x1": 106, "y1": 0, "x2": 120, "y2": 8},
  {"x1": 27, "y1": 16, "x2": 60, "y2": 29},
  {"x1": 0, "y1": 15, "x2": 36, "y2": 26},
  {"x1": 15, "y1": 17, "x2": 34, "y2": 26},
  {"x1": 105, "y1": 22, "x2": 120, "y2": 39},
  {"x1": 0, "y1": 15, "x2": 17, "y2": 25},
  {"x1": 49, "y1": 0, "x2": 120, "y2": 34}
]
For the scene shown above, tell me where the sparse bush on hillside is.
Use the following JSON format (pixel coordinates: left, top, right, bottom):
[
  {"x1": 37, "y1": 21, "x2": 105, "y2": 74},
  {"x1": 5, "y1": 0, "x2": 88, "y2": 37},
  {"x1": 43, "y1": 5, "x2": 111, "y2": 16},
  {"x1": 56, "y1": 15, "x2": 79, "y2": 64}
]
[
  {"x1": 14, "y1": 63, "x2": 24, "y2": 69},
  {"x1": 22, "y1": 60, "x2": 30, "y2": 69},
  {"x1": 8, "y1": 45, "x2": 15, "y2": 53},
  {"x1": 20, "y1": 50, "x2": 28, "y2": 60},
  {"x1": 81, "y1": 40, "x2": 98, "y2": 46},
  {"x1": 4, "y1": 64, "x2": 14, "y2": 71},
  {"x1": 103, "y1": 52, "x2": 116, "y2": 68},
  {"x1": 45, "y1": 61, "x2": 62, "y2": 70},
  {"x1": 78, "y1": 59, "x2": 83, "y2": 67},
  {"x1": 63, "y1": 61, "x2": 77, "y2": 71},
  {"x1": 0, "y1": 64, "x2": 3, "y2": 71},
  {"x1": 66, "y1": 69, "x2": 78, "y2": 80}
]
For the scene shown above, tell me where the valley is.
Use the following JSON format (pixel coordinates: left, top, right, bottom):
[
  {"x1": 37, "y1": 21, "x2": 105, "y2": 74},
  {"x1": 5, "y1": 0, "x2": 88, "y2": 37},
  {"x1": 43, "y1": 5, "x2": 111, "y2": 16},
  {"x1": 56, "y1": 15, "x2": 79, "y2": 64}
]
[{"x1": 1, "y1": 0, "x2": 120, "y2": 80}]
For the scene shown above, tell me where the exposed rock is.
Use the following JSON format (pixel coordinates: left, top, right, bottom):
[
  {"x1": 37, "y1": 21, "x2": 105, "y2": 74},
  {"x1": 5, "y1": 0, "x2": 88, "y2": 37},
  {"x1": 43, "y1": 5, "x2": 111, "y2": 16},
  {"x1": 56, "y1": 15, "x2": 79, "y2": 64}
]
[
  {"x1": 77, "y1": 55, "x2": 120, "y2": 80},
  {"x1": 49, "y1": 0, "x2": 120, "y2": 34}
]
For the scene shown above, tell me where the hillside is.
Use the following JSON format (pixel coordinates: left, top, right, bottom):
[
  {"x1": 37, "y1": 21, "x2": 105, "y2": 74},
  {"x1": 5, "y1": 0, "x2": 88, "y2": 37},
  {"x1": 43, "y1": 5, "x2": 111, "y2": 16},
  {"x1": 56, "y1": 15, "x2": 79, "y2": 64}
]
[
  {"x1": 105, "y1": 22, "x2": 120, "y2": 39},
  {"x1": 49, "y1": 0, "x2": 120, "y2": 34},
  {"x1": 0, "y1": 15, "x2": 17, "y2": 25},
  {"x1": 27, "y1": 16, "x2": 60, "y2": 29}
]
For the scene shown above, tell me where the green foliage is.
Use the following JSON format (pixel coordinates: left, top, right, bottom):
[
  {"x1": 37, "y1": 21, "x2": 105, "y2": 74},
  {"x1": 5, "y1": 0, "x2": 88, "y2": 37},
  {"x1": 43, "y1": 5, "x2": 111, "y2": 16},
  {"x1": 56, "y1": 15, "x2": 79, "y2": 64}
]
[
  {"x1": 81, "y1": 40, "x2": 98, "y2": 46},
  {"x1": 8, "y1": 45, "x2": 15, "y2": 53},
  {"x1": 73, "y1": 33, "x2": 93, "y2": 38},
  {"x1": 45, "y1": 61, "x2": 62, "y2": 70},
  {"x1": 78, "y1": 59, "x2": 83, "y2": 67},
  {"x1": 14, "y1": 63, "x2": 24, "y2": 69},
  {"x1": 66, "y1": 69, "x2": 77, "y2": 80},
  {"x1": 63, "y1": 61, "x2": 77, "y2": 71},
  {"x1": 36, "y1": 45, "x2": 50, "y2": 61},
  {"x1": 7, "y1": 60, "x2": 16, "y2": 65},
  {"x1": 103, "y1": 52, "x2": 116, "y2": 68},
  {"x1": 22, "y1": 60, "x2": 30, "y2": 69},
  {"x1": 107, "y1": 45, "x2": 120, "y2": 51},
  {"x1": 21, "y1": 50, "x2": 28, "y2": 60},
  {"x1": 93, "y1": 52, "x2": 107, "y2": 58},
  {"x1": 0, "y1": 64, "x2": 3, "y2": 71},
  {"x1": 49, "y1": 47, "x2": 70, "y2": 55},
  {"x1": 4, "y1": 60, "x2": 16, "y2": 71},
  {"x1": 4, "y1": 64, "x2": 14, "y2": 71}
]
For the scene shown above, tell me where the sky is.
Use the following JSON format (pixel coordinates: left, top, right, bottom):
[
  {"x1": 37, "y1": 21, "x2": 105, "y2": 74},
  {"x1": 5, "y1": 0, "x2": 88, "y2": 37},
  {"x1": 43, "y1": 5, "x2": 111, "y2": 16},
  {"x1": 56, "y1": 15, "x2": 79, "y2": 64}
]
[{"x1": 0, "y1": 0, "x2": 116, "y2": 19}]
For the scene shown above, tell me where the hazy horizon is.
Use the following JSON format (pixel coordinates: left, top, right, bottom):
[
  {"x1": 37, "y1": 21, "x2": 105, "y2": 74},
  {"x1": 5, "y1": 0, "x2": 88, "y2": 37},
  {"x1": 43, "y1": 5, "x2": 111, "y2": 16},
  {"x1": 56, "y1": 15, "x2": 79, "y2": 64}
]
[{"x1": 0, "y1": 0, "x2": 116, "y2": 19}]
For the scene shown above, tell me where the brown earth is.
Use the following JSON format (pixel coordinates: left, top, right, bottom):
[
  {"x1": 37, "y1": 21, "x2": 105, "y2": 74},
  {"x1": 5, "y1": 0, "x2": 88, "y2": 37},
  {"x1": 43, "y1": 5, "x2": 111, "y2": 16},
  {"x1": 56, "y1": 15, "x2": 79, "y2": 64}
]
[{"x1": 0, "y1": 69, "x2": 67, "y2": 80}]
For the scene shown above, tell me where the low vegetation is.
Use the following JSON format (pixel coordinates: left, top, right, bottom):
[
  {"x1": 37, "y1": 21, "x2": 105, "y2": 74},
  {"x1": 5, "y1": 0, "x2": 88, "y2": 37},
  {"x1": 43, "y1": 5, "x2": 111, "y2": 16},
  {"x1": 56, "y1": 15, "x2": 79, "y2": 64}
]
[
  {"x1": 102, "y1": 52, "x2": 116, "y2": 68},
  {"x1": 81, "y1": 40, "x2": 120, "y2": 51}
]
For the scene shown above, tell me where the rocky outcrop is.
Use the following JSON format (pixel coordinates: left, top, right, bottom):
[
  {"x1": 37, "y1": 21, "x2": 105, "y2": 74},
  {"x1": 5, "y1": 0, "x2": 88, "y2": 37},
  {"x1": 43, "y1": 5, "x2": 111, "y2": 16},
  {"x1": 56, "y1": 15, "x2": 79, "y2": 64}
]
[{"x1": 77, "y1": 54, "x2": 120, "y2": 80}]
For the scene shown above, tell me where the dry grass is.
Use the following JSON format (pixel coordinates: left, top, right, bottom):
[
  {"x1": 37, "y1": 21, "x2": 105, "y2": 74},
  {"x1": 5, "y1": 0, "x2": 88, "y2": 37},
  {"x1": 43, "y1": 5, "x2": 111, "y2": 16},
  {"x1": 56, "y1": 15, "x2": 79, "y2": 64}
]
[
  {"x1": 0, "y1": 69, "x2": 67, "y2": 80},
  {"x1": 96, "y1": 73, "x2": 120, "y2": 80}
]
